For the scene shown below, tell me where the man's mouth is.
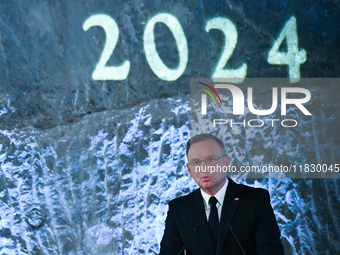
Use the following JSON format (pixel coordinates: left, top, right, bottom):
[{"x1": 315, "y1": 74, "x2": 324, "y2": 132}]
[{"x1": 200, "y1": 175, "x2": 212, "y2": 180}]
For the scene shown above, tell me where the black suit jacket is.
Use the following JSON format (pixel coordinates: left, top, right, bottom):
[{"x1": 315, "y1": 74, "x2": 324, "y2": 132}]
[{"x1": 159, "y1": 178, "x2": 284, "y2": 255}]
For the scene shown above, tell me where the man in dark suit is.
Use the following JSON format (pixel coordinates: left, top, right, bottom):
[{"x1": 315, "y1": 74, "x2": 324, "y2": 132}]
[{"x1": 159, "y1": 134, "x2": 284, "y2": 255}]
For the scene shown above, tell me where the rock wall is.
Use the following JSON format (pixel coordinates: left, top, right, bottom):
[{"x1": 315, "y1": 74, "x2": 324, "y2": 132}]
[{"x1": 1, "y1": 96, "x2": 339, "y2": 254}]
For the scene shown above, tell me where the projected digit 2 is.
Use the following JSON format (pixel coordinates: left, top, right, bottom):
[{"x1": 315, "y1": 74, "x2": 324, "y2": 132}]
[
  {"x1": 143, "y1": 13, "x2": 188, "y2": 81},
  {"x1": 205, "y1": 17, "x2": 247, "y2": 82},
  {"x1": 268, "y1": 16, "x2": 306, "y2": 83},
  {"x1": 83, "y1": 14, "x2": 130, "y2": 80}
]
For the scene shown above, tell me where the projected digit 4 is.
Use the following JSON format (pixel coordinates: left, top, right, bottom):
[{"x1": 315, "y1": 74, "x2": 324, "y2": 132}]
[{"x1": 268, "y1": 16, "x2": 306, "y2": 83}]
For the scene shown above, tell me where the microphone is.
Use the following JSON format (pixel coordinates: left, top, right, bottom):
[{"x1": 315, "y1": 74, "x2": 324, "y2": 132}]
[
  {"x1": 177, "y1": 224, "x2": 199, "y2": 255},
  {"x1": 229, "y1": 226, "x2": 246, "y2": 255}
]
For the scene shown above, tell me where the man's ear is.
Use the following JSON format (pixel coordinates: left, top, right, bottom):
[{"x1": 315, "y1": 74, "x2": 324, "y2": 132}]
[
  {"x1": 225, "y1": 155, "x2": 230, "y2": 166},
  {"x1": 186, "y1": 163, "x2": 191, "y2": 173}
]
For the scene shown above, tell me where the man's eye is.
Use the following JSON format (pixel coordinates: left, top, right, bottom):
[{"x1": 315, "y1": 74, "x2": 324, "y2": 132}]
[
  {"x1": 192, "y1": 161, "x2": 200, "y2": 165},
  {"x1": 208, "y1": 158, "x2": 215, "y2": 163}
]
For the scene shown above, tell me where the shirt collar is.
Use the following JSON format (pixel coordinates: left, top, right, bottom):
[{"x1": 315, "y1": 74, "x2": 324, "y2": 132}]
[{"x1": 200, "y1": 178, "x2": 229, "y2": 207}]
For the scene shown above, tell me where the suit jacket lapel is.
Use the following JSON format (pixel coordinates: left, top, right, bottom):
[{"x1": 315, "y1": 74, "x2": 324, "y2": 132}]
[
  {"x1": 192, "y1": 190, "x2": 216, "y2": 255},
  {"x1": 216, "y1": 179, "x2": 241, "y2": 255}
]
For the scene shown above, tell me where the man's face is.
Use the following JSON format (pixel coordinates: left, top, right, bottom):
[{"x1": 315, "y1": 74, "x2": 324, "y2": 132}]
[{"x1": 186, "y1": 139, "x2": 230, "y2": 195}]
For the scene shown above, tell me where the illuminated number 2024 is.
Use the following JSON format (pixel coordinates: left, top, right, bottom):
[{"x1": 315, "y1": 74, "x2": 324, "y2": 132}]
[
  {"x1": 83, "y1": 14, "x2": 305, "y2": 82},
  {"x1": 268, "y1": 16, "x2": 306, "y2": 83},
  {"x1": 82, "y1": 14, "x2": 130, "y2": 80}
]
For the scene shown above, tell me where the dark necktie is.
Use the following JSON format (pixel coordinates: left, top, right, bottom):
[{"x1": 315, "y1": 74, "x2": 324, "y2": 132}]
[{"x1": 209, "y1": 196, "x2": 219, "y2": 245}]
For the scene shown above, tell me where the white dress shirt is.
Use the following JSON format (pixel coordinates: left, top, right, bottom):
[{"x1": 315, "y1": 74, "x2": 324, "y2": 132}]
[{"x1": 200, "y1": 178, "x2": 229, "y2": 221}]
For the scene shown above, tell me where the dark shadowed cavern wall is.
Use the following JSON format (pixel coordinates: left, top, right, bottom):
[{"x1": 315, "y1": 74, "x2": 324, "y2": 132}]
[{"x1": 0, "y1": 1, "x2": 339, "y2": 254}]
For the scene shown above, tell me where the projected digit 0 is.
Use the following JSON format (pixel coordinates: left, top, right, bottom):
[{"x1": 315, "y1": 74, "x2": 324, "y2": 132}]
[
  {"x1": 143, "y1": 13, "x2": 188, "y2": 81},
  {"x1": 83, "y1": 14, "x2": 130, "y2": 80},
  {"x1": 205, "y1": 17, "x2": 247, "y2": 83},
  {"x1": 268, "y1": 16, "x2": 306, "y2": 83}
]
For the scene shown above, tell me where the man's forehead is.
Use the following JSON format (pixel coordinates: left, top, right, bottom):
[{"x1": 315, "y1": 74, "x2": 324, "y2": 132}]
[{"x1": 187, "y1": 139, "x2": 224, "y2": 158}]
